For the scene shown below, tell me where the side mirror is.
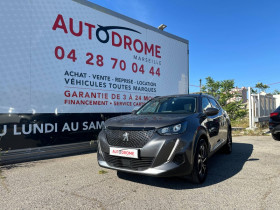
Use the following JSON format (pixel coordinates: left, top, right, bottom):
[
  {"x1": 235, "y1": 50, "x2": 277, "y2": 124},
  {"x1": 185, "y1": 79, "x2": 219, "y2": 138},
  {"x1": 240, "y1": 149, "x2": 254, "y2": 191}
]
[
  {"x1": 131, "y1": 110, "x2": 137, "y2": 114},
  {"x1": 204, "y1": 107, "x2": 219, "y2": 116}
]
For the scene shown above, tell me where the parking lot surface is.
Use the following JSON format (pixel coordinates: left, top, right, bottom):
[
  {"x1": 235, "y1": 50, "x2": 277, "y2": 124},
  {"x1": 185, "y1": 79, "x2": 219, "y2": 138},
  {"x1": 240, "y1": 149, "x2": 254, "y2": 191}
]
[{"x1": 1, "y1": 136, "x2": 280, "y2": 209}]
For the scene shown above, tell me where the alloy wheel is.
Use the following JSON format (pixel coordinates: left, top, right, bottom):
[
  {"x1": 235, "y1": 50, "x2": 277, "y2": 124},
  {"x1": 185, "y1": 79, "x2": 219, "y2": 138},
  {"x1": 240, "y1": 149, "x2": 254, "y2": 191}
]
[{"x1": 198, "y1": 144, "x2": 207, "y2": 178}]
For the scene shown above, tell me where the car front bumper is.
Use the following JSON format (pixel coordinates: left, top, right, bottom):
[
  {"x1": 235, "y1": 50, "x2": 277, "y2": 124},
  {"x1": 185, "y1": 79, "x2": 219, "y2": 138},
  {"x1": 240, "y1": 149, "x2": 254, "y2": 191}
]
[
  {"x1": 98, "y1": 157, "x2": 190, "y2": 177},
  {"x1": 97, "y1": 129, "x2": 196, "y2": 177}
]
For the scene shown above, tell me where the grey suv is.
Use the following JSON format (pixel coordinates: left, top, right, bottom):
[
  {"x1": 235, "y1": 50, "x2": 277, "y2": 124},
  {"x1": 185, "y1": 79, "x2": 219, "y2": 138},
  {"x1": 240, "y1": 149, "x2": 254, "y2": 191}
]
[{"x1": 97, "y1": 94, "x2": 232, "y2": 183}]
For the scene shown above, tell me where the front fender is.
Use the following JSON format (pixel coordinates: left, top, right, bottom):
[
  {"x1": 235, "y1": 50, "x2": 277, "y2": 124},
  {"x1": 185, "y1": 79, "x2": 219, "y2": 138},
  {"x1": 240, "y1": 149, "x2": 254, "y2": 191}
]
[{"x1": 191, "y1": 127, "x2": 209, "y2": 165}]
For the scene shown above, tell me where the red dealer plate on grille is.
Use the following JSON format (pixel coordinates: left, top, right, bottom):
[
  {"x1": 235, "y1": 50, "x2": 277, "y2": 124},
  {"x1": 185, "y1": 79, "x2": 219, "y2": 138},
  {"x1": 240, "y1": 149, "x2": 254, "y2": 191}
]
[{"x1": 109, "y1": 147, "x2": 139, "y2": 159}]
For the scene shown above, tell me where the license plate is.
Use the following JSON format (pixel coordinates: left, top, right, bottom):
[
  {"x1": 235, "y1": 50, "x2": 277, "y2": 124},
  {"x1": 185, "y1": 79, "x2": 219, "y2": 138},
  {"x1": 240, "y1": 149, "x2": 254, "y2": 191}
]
[{"x1": 109, "y1": 147, "x2": 138, "y2": 159}]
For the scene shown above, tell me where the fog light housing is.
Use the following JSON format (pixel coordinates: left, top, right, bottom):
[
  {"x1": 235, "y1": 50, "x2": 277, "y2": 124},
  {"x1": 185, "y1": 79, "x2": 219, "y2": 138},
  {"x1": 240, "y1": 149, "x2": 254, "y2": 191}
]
[{"x1": 173, "y1": 154, "x2": 185, "y2": 165}]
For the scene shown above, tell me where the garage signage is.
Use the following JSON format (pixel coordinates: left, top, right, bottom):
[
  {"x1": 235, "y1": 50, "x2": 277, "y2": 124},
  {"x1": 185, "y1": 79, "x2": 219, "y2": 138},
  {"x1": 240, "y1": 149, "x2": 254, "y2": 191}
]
[
  {"x1": 0, "y1": 0, "x2": 188, "y2": 152},
  {"x1": 0, "y1": 0, "x2": 189, "y2": 114}
]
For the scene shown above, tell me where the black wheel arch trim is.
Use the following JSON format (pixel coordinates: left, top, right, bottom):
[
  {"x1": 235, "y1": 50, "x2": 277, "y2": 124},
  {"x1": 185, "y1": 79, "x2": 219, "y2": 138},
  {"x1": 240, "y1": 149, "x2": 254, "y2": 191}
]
[{"x1": 191, "y1": 127, "x2": 209, "y2": 165}]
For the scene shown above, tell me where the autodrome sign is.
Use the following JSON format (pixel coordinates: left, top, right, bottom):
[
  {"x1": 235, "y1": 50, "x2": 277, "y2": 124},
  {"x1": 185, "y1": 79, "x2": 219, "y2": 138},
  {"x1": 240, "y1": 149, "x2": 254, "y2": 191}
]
[
  {"x1": 0, "y1": 0, "x2": 188, "y2": 151},
  {"x1": 0, "y1": 0, "x2": 189, "y2": 114}
]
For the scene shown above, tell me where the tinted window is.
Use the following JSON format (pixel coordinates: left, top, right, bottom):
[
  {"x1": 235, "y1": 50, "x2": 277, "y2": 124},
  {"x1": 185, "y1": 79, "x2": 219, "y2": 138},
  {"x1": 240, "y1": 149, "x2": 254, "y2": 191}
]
[
  {"x1": 202, "y1": 97, "x2": 212, "y2": 111},
  {"x1": 209, "y1": 98, "x2": 220, "y2": 109}
]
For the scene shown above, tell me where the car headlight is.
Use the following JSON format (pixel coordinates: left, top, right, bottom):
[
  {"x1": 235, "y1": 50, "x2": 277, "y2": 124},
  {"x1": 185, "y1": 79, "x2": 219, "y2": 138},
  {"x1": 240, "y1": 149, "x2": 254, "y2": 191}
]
[{"x1": 157, "y1": 123, "x2": 187, "y2": 135}]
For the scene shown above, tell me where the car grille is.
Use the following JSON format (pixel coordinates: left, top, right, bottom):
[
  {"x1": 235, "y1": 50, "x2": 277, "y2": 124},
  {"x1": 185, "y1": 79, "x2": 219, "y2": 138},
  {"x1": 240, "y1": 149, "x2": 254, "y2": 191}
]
[
  {"x1": 103, "y1": 152, "x2": 154, "y2": 171},
  {"x1": 105, "y1": 128, "x2": 154, "y2": 148}
]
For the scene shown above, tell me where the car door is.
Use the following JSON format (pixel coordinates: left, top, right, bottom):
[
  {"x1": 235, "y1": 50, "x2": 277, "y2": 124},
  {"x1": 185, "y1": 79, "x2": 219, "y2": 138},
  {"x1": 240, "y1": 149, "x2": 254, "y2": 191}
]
[
  {"x1": 201, "y1": 97, "x2": 219, "y2": 151},
  {"x1": 208, "y1": 97, "x2": 227, "y2": 145}
]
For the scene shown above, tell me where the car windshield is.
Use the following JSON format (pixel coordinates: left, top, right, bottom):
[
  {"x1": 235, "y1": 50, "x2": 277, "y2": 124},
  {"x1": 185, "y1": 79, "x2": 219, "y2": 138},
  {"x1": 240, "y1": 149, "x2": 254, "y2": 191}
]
[{"x1": 136, "y1": 96, "x2": 197, "y2": 115}]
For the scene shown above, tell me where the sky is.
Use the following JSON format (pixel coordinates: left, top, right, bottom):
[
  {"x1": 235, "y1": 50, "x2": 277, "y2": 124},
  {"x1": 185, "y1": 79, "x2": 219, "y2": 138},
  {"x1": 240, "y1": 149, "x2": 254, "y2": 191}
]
[{"x1": 89, "y1": 0, "x2": 280, "y2": 93}]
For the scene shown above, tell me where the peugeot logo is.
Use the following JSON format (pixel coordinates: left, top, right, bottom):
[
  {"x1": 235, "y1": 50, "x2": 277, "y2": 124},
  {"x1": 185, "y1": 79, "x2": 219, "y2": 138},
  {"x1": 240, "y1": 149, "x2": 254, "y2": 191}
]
[{"x1": 123, "y1": 132, "x2": 129, "y2": 142}]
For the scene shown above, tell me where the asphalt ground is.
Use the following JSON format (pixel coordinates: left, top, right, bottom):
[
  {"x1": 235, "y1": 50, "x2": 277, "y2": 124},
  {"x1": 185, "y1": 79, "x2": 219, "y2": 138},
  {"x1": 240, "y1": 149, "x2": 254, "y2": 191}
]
[{"x1": 0, "y1": 136, "x2": 280, "y2": 210}]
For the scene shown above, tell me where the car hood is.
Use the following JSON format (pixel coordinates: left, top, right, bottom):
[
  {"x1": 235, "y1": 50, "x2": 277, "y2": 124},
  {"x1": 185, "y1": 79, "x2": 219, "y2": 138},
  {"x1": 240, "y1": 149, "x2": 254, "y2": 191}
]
[{"x1": 105, "y1": 113, "x2": 194, "y2": 129}]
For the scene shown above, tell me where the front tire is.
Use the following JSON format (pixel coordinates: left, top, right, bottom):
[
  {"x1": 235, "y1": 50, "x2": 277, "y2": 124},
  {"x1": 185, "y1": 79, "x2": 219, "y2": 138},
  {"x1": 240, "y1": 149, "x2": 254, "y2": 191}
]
[
  {"x1": 272, "y1": 133, "x2": 280, "y2": 141},
  {"x1": 192, "y1": 139, "x2": 208, "y2": 184}
]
